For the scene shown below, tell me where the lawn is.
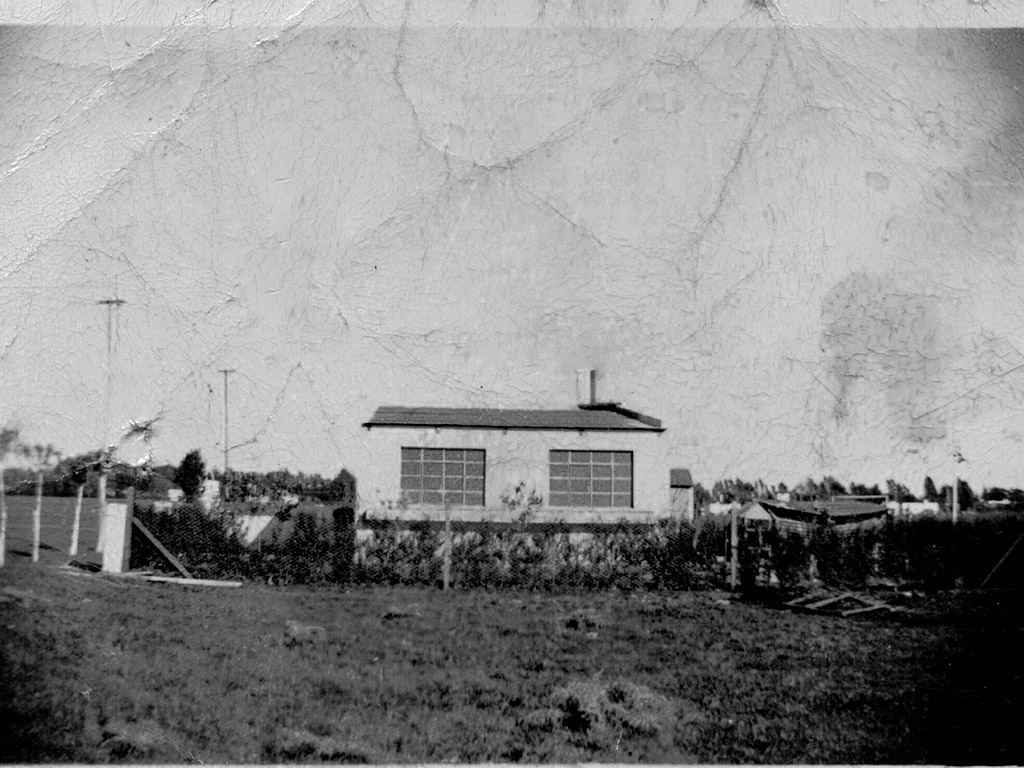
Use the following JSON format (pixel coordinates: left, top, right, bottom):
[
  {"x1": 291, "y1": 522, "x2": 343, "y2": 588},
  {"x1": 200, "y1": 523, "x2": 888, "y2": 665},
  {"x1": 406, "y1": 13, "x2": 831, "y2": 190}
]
[{"x1": 1, "y1": 560, "x2": 1021, "y2": 764}]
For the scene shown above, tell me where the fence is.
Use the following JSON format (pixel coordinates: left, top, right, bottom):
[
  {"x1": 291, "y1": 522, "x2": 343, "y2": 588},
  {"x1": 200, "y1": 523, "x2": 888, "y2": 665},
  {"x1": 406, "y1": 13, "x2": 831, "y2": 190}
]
[
  {"x1": 127, "y1": 502, "x2": 1024, "y2": 592},
  {"x1": 4, "y1": 495, "x2": 1020, "y2": 592}
]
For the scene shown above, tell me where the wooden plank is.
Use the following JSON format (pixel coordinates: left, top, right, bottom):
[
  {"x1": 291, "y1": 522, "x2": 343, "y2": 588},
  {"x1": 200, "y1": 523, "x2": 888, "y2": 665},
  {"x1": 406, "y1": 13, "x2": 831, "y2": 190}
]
[
  {"x1": 132, "y1": 518, "x2": 193, "y2": 579},
  {"x1": 841, "y1": 604, "x2": 890, "y2": 617},
  {"x1": 980, "y1": 531, "x2": 1024, "y2": 588},
  {"x1": 804, "y1": 593, "x2": 858, "y2": 610},
  {"x1": 147, "y1": 576, "x2": 241, "y2": 588}
]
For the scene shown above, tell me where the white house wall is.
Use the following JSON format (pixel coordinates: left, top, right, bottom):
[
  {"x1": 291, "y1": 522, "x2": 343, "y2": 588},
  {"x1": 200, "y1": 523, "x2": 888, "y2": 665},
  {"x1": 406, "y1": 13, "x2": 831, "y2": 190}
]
[{"x1": 358, "y1": 427, "x2": 670, "y2": 523}]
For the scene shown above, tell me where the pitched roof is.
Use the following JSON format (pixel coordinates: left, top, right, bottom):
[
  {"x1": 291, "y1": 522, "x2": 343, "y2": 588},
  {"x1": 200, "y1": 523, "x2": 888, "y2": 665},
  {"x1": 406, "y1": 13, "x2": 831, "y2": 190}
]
[
  {"x1": 363, "y1": 405, "x2": 664, "y2": 432},
  {"x1": 748, "y1": 499, "x2": 888, "y2": 524}
]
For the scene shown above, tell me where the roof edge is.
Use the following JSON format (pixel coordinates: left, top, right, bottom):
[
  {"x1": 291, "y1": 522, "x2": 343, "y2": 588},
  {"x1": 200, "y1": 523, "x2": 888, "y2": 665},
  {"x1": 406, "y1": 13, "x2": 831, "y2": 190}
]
[{"x1": 362, "y1": 421, "x2": 665, "y2": 433}]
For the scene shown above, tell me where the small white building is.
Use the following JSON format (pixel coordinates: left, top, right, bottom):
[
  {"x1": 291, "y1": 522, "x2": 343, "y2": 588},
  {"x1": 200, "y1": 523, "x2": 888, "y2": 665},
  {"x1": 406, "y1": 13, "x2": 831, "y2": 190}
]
[{"x1": 359, "y1": 378, "x2": 693, "y2": 524}]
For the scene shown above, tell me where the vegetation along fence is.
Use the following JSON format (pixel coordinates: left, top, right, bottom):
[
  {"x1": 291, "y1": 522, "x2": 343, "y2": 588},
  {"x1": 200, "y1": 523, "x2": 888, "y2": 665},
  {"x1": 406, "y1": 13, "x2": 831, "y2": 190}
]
[{"x1": 128, "y1": 502, "x2": 1024, "y2": 592}]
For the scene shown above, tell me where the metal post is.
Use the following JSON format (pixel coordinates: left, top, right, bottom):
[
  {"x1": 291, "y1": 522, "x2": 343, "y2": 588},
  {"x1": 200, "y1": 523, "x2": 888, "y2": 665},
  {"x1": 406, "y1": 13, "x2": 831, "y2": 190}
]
[
  {"x1": 219, "y1": 369, "x2": 235, "y2": 499},
  {"x1": 443, "y1": 503, "x2": 452, "y2": 591}
]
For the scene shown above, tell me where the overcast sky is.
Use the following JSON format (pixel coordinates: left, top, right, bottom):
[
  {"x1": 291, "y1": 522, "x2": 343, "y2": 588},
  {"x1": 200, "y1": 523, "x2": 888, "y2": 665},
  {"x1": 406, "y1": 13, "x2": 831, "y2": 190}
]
[{"x1": 1, "y1": 0, "x2": 1024, "y2": 496}]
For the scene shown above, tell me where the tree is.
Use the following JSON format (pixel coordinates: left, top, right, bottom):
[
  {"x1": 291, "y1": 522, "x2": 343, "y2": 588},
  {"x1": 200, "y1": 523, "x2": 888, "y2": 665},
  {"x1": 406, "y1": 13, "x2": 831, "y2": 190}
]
[
  {"x1": 886, "y1": 479, "x2": 917, "y2": 503},
  {"x1": 983, "y1": 487, "x2": 1008, "y2": 502},
  {"x1": 821, "y1": 476, "x2": 848, "y2": 499},
  {"x1": 923, "y1": 476, "x2": 939, "y2": 502},
  {"x1": 175, "y1": 449, "x2": 206, "y2": 501},
  {"x1": 957, "y1": 479, "x2": 976, "y2": 511}
]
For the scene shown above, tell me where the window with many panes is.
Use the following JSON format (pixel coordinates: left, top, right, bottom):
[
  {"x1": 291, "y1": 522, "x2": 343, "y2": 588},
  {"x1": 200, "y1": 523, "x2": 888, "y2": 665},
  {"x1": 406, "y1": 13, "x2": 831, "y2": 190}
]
[
  {"x1": 400, "y1": 448, "x2": 485, "y2": 506},
  {"x1": 549, "y1": 450, "x2": 632, "y2": 508}
]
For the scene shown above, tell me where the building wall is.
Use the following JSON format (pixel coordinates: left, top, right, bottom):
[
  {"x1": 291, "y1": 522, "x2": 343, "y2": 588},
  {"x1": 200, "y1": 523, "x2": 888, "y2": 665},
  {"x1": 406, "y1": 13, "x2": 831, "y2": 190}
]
[{"x1": 358, "y1": 426, "x2": 672, "y2": 522}]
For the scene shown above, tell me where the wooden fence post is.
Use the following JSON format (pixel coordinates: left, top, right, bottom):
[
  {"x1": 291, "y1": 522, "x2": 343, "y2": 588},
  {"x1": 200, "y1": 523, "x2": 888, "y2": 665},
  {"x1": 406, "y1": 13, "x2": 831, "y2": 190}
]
[
  {"x1": 95, "y1": 470, "x2": 108, "y2": 552},
  {"x1": 0, "y1": 469, "x2": 6, "y2": 568},
  {"x1": 69, "y1": 484, "x2": 84, "y2": 556},
  {"x1": 32, "y1": 470, "x2": 42, "y2": 562},
  {"x1": 729, "y1": 504, "x2": 739, "y2": 591}
]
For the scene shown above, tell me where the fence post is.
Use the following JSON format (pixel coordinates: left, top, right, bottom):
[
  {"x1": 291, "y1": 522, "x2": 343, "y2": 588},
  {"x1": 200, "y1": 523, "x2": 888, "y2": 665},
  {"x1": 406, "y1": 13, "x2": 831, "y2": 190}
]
[
  {"x1": 32, "y1": 470, "x2": 42, "y2": 562},
  {"x1": 101, "y1": 488, "x2": 134, "y2": 574},
  {"x1": 442, "y1": 503, "x2": 452, "y2": 591},
  {"x1": 95, "y1": 470, "x2": 108, "y2": 552},
  {"x1": 69, "y1": 483, "x2": 84, "y2": 556},
  {"x1": 729, "y1": 504, "x2": 739, "y2": 591},
  {"x1": 0, "y1": 468, "x2": 6, "y2": 568}
]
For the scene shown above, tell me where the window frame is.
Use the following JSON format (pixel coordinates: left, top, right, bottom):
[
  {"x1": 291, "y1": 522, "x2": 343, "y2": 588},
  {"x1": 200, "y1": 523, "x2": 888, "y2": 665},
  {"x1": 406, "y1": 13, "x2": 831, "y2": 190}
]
[
  {"x1": 548, "y1": 449, "x2": 634, "y2": 509},
  {"x1": 400, "y1": 447, "x2": 486, "y2": 507}
]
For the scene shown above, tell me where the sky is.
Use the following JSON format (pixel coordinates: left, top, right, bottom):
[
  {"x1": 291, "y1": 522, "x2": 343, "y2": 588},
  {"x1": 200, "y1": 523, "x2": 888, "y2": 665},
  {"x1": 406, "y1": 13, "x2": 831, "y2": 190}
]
[{"x1": 1, "y1": 0, "x2": 1024, "y2": 497}]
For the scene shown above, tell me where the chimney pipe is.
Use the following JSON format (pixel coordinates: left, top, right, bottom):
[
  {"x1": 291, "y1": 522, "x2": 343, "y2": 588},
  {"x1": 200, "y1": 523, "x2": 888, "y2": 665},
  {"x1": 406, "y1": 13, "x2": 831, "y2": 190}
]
[{"x1": 576, "y1": 368, "x2": 597, "y2": 405}]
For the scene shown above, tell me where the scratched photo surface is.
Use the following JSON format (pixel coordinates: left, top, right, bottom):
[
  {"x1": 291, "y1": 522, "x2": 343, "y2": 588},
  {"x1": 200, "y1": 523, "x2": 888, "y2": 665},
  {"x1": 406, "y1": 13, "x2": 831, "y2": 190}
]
[{"x1": 1, "y1": 1, "x2": 1023, "y2": 764}]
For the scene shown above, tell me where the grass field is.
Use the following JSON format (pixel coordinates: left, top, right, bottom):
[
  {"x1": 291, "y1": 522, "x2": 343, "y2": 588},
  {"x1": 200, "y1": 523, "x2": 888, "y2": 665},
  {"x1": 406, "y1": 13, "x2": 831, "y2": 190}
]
[
  {"x1": 2, "y1": 559, "x2": 1022, "y2": 764},
  {"x1": 2, "y1": 496, "x2": 102, "y2": 563}
]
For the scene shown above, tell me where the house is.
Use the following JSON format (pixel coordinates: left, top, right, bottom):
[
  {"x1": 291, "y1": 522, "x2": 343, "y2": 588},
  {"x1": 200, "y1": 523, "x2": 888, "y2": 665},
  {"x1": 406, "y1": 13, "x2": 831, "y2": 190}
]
[
  {"x1": 359, "y1": 371, "x2": 694, "y2": 525},
  {"x1": 741, "y1": 498, "x2": 889, "y2": 535}
]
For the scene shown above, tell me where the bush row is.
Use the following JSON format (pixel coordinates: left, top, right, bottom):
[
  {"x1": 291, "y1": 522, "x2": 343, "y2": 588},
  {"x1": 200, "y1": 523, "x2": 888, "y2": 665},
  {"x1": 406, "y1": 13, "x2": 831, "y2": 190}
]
[{"x1": 130, "y1": 504, "x2": 1023, "y2": 591}]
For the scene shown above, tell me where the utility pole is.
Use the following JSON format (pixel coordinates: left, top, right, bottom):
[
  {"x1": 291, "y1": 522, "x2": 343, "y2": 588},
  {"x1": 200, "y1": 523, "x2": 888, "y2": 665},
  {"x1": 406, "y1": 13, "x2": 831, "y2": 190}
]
[
  {"x1": 219, "y1": 369, "x2": 235, "y2": 500},
  {"x1": 97, "y1": 298, "x2": 127, "y2": 445},
  {"x1": 952, "y1": 450, "x2": 965, "y2": 524},
  {"x1": 95, "y1": 298, "x2": 125, "y2": 552}
]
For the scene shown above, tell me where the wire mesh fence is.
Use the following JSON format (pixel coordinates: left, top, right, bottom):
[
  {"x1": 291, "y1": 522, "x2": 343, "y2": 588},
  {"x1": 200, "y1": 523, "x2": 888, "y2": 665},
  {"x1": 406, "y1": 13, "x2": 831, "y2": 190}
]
[
  {"x1": 4, "y1": 494, "x2": 1022, "y2": 592},
  {"x1": 129, "y1": 502, "x2": 732, "y2": 590}
]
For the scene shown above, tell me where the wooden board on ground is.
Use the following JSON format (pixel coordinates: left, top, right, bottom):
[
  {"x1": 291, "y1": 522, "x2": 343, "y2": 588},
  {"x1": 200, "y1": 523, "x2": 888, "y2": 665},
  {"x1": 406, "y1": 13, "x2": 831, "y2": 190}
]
[
  {"x1": 132, "y1": 518, "x2": 193, "y2": 579},
  {"x1": 148, "y1": 576, "x2": 241, "y2": 588}
]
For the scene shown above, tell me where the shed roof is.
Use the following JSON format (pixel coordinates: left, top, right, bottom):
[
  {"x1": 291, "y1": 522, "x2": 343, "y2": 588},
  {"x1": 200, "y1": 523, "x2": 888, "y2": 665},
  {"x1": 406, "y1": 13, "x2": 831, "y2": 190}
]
[
  {"x1": 670, "y1": 468, "x2": 694, "y2": 487},
  {"x1": 745, "y1": 499, "x2": 888, "y2": 525},
  {"x1": 363, "y1": 405, "x2": 664, "y2": 432}
]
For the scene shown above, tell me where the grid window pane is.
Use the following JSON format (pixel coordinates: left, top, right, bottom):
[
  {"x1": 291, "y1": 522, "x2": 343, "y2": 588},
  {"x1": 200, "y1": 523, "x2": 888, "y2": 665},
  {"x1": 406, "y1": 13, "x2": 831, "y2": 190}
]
[
  {"x1": 549, "y1": 450, "x2": 632, "y2": 509},
  {"x1": 400, "y1": 448, "x2": 485, "y2": 507}
]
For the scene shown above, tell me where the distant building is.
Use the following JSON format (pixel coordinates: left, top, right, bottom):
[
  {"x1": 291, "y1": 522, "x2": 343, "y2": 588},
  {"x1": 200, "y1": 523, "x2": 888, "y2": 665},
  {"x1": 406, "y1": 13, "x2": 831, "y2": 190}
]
[{"x1": 359, "y1": 371, "x2": 694, "y2": 524}]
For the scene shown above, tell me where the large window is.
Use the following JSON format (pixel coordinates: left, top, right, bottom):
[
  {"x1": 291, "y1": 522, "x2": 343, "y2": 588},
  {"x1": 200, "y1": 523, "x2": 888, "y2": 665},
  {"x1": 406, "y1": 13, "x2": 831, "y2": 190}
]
[
  {"x1": 549, "y1": 450, "x2": 632, "y2": 508},
  {"x1": 400, "y1": 448, "x2": 485, "y2": 506}
]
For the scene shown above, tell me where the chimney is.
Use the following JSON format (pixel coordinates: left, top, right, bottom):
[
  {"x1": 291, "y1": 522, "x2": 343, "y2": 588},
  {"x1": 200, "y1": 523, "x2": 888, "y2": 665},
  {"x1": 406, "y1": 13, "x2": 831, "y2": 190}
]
[{"x1": 576, "y1": 368, "x2": 597, "y2": 405}]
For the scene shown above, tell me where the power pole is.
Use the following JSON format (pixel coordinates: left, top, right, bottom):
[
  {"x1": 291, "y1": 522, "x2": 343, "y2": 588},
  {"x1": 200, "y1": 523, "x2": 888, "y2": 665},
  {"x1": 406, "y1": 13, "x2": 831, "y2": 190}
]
[
  {"x1": 97, "y1": 298, "x2": 127, "y2": 445},
  {"x1": 952, "y1": 450, "x2": 965, "y2": 524},
  {"x1": 219, "y1": 369, "x2": 235, "y2": 500},
  {"x1": 95, "y1": 298, "x2": 125, "y2": 552}
]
